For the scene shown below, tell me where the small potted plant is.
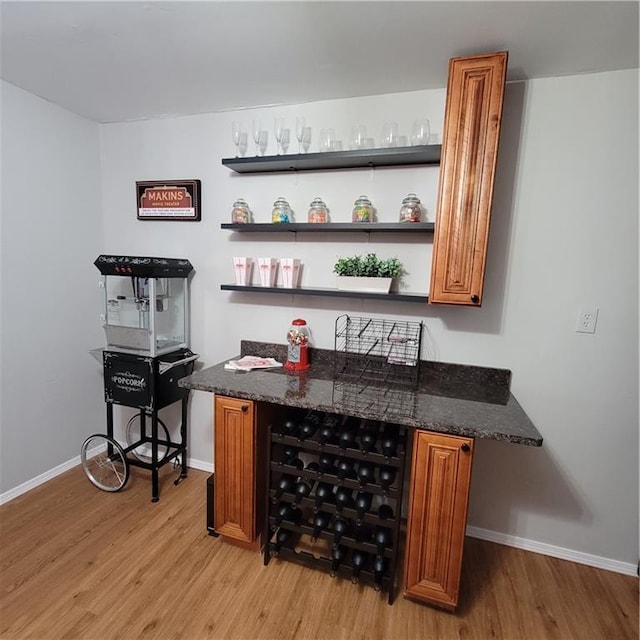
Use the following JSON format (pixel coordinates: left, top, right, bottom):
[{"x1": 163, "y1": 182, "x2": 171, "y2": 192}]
[{"x1": 333, "y1": 253, "x2": 404, "y2": 293}]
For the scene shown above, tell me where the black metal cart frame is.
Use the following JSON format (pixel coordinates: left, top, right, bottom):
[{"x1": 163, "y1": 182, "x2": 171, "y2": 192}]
[{"x1": 102, "y1": 349, "x2": 196, "y2": 501}]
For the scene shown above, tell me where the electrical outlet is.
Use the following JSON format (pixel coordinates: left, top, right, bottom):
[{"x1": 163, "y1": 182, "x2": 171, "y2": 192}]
[{"x1": 575, "y1": 306, "x2": 599, "y2": 333}]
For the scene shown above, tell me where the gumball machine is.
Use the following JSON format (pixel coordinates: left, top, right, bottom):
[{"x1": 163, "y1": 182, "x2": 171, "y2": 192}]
[{"x1": 285, "y1": 318, "x2": 311, "y2": 371}]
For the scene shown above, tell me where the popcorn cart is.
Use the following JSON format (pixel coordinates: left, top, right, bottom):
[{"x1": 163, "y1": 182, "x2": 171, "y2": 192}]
[{"x1": 81, "y1": 255, "x2": 198, "y2": 502}]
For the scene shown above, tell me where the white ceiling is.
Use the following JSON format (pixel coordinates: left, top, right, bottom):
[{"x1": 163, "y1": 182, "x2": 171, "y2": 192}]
[{"x1": 1, "y1": 1, "x2": 638, "y2": 124}]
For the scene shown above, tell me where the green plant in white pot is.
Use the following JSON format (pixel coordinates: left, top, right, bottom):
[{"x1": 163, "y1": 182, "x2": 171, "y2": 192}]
[{"x1": 333, "y1": 253, "x2": 404, "y2": 293}]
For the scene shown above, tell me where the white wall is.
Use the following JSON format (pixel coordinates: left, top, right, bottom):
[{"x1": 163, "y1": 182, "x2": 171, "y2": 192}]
[
  {"x1": 1, "y1": 67, "x2": 631, "y2": 570},
  {"x1": 100, "y1": 69, "x2": 638, "y2": 569},
  {"x1": 0, "y1": 81, "x2": 104, "y2": 493}
]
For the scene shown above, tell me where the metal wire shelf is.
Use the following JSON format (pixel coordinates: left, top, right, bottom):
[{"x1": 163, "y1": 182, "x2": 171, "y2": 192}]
[{"x1": 333, "y1": 315, "x2": 423, "y2": 389}]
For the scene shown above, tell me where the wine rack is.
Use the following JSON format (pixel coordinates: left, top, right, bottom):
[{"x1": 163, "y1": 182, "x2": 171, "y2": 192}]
[{"x1": 263, "y1": 410, "x2": 409, "y2": 604}]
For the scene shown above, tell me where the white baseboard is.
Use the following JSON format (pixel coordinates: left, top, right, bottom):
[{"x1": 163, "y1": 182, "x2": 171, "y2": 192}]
[
  {"x1": 0, "y1": 455, "x2": 213, "y2": 506},
  {"x1": 1, "y1": 462, "x2": 634, "y2": 577},
  {"x1": 466, "y1": 525, "x2": 637, "y2": 577},
  {"x1": 186, "y1": 457, "x2": 213, "y2": 473},
  {"x1": 0, "y1": 455, "x2": 81, "y2": 505}
]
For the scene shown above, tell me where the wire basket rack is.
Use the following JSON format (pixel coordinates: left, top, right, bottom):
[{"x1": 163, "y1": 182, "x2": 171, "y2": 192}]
[{"x1": 333, "y1": 315, "x2": 423, "y2": 388}]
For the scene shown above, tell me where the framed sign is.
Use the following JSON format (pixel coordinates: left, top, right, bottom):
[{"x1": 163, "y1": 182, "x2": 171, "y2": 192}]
[{"x1": 136, "y1": 179, "x2": 201, "y2": 221}]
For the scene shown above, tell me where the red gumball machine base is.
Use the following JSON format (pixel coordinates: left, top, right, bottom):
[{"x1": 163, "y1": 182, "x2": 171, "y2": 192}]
[{"x1": 285, "y1": 318, "x2": 311, "y2": 371}]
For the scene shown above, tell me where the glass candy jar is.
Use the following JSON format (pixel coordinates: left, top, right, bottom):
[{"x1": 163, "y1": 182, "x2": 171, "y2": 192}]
[
  {"x1": 399, "y1": 193, "x2": 422, "y2": 223},
  {"x1": 272, "y1": 197, "x2": 293, "y2": 223},
  {"x1": 308, "y1": 197, "x2": 329, "y2": 223},
  {"x1": 352, "y1": 195, "x2": 373, "y2": 223},
  {"x1": 231, "y1": 198, "x2": 251, "y2": 224}
]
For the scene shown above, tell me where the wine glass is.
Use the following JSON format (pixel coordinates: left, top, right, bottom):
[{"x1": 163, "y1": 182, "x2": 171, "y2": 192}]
[
  {"x1": 274, "y1": 118, "x2": 285, "y2": 155},
  {"x1": 280, "y1": 128, "x2": 290, "y2": 154},
  {"x1": 232, "y1": 121, "x2": 243, "y2": 157},
  {"x1": 295, "y1": 116, "x2": 306, "y2": 153},
  {"x1": 301, "y1": 126, "x2": 311, "y2": 153},
  {"x1": 411, "y1": 118, "x2": 431, "y2": 145},
  {"x1": 257, "y1": 130, "x2": 268, "y2": 156},
  {"x1": 252, "y1": 119, "x2": 262, "y2": 155},
  {"x1": 238, "y1": 132, "x2": 248, "y2": 157}
]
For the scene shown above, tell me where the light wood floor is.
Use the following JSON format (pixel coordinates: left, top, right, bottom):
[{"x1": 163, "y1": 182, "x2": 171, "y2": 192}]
[{"x1": 0, "y1": 466, "x2": 637, "y2": 640}]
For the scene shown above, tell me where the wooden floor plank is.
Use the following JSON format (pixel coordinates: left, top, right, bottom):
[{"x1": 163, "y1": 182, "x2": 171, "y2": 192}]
[{"x1": 0, "y1": 466, "x2": 637, "y2": 640}]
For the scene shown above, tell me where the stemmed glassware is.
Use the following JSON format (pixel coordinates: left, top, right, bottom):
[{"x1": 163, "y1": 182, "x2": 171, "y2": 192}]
[
  {"x1": 411, "y1": 118, "x2": 431, "y2": 145},
  {"x1": 252, "y1": 119, "x2": 262, "y2": 156},
  {"x1": 301, "y1": 126, "x2": 311, "y2": 153},
  {"x1": 257, "y1": 130, "x2": 268, "y2": 156},
  {"x1": 252, "y1": 120, "x2": 269, "y2": 156},
  {"x1": 280, "y1": 128, "x2": 290, "y2": 154},
  {"x1": 232, "y1": 121, "x2": 244, "y2": 157},
  {"x1": 274, "y1": 118, "x2": 285, "y2": 155},
  {"x1": 296, "y1": 116, "x2": 306, "y2": 153},
  {"x1": 274, "y1": 118, "x2": 290, "y2": 154}
]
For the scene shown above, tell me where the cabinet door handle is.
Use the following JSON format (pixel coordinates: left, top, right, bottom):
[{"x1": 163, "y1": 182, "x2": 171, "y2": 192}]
[
  {"x1": 241, "y1": 404, "x2": 249, "y2": 412},
  {"x1": 461, "y1": 443, "x2": 470, "y2": 453},
  {"x1": 470, "y1": 295, "x2": 480, "y2": 304}
]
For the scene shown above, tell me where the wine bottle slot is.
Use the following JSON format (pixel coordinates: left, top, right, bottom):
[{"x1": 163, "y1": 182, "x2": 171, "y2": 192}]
[
  {"x1": 273, "y1": 474, "x2": 296, "y2": 502},
  {"x1": 292, "y1": 478, "x2": 315, "y2": 505},
  {"x1": 378, "y1": 466, "x2": 396, "y2": 491},
  {"x1": 273, "y1": 528, "x2": 292, "y2": 555},
  {"x1": 318, "y1": 453, "x2": 337, "y2": 474},
  {"x1": 357, "y1": 461, "x2": 375, "y2": 487},
  {"x1": 373, "y1": 556, "x2": 386, "y2": 591},
  {"x1": 355, "y1": 491, "x2": 373, "y2": 523},
  {"x1": 351, "y1": 550, "x2": 368, "y2": 584},
  {"x1": 330, "y1": 545, "x2": 346, "y2": 577},
  {"x1": 332, "y1": 517, "x2": 350, "y2": 547},
  {"x1": 298, "y1": 419, "x2": 317, "y2": 442},
  {"x1": 313, "y1": 482, "x2": 335, "y2": 512},
  {"x1": 311, "y1": 511, "x2": 331, "y2": 542}
]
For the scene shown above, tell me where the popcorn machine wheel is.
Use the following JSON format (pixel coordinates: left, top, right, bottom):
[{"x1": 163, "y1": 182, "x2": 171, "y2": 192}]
[{"x1": 81, "y1": 255, "x2": 197, "y2": 502}]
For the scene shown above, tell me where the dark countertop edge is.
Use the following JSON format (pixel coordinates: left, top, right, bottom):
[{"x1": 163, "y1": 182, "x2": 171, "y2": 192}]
[
  {"x1": 180, "y1": 367, "x2": 543, "y2": 447},
  {"x1": 182, "y1": 382, "x2": 541, "y2": 447}
]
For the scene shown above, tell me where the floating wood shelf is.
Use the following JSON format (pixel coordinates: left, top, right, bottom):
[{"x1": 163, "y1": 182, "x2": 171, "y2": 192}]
[
  {"x1": 220, "y1": 284, "x2": 429, "y2": 303},
  {"x1": 222, "y1": 145, "x2": 441, "y2": 173},
  {"x1": 221, "y1": 222, "x2": 434, "y2": 233}
]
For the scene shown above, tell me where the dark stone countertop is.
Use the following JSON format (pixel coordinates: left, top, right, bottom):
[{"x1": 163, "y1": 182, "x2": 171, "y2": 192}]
[{"x1": 180, "y1": 341, "x2": 543, "y2": 446}]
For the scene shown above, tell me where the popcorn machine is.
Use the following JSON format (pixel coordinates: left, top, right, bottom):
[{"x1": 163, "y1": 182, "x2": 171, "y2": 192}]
[{"x1": 81, "y1": 255, "x2": 198, "y2": 502}]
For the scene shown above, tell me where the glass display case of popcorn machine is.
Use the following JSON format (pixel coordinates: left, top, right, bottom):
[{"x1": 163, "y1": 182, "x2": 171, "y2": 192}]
[{"x1": 95, "y1": 254, "x2": 193, "y2": 357}]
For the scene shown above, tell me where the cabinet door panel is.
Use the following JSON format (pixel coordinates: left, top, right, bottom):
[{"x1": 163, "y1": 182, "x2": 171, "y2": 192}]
[
  {"x1": 430, "y1": 51, "x2": 507, "y2": 306},
  {"x1": 214, "y1": 396, "x2": 256, "y2": 543},
  {"x1": 404, "y1": 431, "x2": 473, "y2": 609}
]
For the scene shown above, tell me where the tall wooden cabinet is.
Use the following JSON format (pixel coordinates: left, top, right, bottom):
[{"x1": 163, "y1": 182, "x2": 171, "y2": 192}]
[
  {"x1": 404, "y1": 431, "x2": 474, "y2": 609},
  {"x1": 430, "y1": 51, "x2": 508, "y2": 305}
]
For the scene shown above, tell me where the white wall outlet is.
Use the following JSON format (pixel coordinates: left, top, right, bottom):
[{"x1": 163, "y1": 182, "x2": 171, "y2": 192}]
[{"x1": 575, "y1": 306, "x2": 599, "y2": 333}]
